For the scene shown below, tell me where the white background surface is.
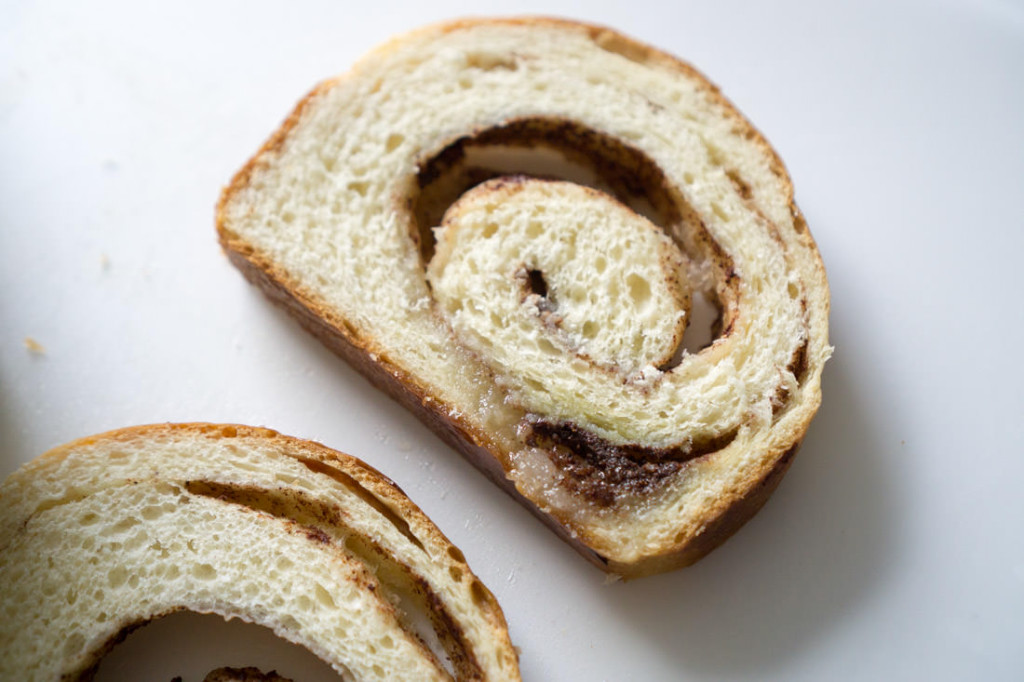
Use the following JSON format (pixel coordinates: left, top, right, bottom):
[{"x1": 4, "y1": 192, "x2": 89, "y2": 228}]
[{"x1": 2, "y1": 0, "x2": 1023, "y2": 679}]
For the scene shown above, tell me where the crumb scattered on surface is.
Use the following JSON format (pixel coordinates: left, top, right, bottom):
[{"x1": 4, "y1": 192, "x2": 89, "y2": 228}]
[
  {"x1": 100, "y1": 253, "x2": 111, "y2": 271},
  {"x1": 23, "y1": 337, "x2": 45, "y2": 355}
]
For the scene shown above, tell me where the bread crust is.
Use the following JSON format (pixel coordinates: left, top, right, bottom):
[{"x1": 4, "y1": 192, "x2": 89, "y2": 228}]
[{"x1": 216, "y1": 17, "x2": 830, "y2": 579}]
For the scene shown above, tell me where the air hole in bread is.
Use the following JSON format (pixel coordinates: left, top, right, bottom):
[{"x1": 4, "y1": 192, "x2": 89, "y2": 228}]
[
  {"x1": 681, "y1": 291, "x2": 722, "y2": 355},
  {"x1": 465, "y1": 50, "x2": 518, "y2": 72},
  {"x1": 526, "y1": 268, "x2": 548, "y2": 299},
  {"x1": 385, "y1": 134, "x2": 405, "y2": 153},
  {"x1": 626, "y1": 273, "x2": 651, "y2": 306},
  {"x1": 790, "y1": 338, "x2": 810, "y2": 386},
  {"x1": 590, "y1": 29, "x2": 650, "y2": 66},
  {"x1": 108, "y1": 566, "x2": 128, "y2": 589},
  {"x1": 469, "y1": 580, "x2": 489, "y2": 606},
  {"x1": 654, "y1": 289, "x2": 723, "y2": 372},
  {"x1": 192, "y1": 563, "x2": 217, "y2": 580}
]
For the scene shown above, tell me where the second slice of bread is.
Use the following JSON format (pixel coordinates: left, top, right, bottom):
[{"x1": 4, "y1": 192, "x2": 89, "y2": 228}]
[{"x1": 0, "y1": 424, "x2": 520, "y2": 680}]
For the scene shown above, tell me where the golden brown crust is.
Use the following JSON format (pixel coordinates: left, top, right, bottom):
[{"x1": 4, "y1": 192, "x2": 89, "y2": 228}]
[{"x1": 216, "y1": 17, "x2": 829, "y2": 579}]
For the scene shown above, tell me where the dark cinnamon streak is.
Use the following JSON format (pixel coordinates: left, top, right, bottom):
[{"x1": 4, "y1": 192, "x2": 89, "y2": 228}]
[
  {"x1": 524, "y1": 419, "x2": 739, "y2": 506},
  {"x1": 413, "y1": 116, "x2": 687, "y2": 263}
]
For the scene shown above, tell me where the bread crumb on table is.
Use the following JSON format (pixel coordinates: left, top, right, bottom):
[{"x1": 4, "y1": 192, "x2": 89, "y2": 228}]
[{"x1": 23, "y1": 337, "x2": 45, "y2": 355}]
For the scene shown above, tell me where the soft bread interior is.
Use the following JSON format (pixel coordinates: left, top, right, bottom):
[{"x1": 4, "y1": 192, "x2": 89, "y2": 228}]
[
  {"x1": 0, "y1": 424, "x2": 520, "y2": 680},
  {"x1": 429, "y1": 177, "x2": 690, "y2": 385}
]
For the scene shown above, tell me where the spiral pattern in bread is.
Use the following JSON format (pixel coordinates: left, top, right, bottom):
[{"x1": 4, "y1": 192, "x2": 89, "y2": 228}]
[
  {"x1": 0, "y1": 424, "x2": 520, "y2": 680},
  {"x1": 218, "y1": 18, "x2": 831, "y2": 577}
]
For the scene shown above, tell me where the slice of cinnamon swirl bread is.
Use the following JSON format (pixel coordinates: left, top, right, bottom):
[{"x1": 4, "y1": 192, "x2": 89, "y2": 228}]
[
  {"x1": 217, "y1": 18, "x2": 831, "y2": 578},
  {"x1": 0, "y1": 424, "x2": 520, "y2": 680}
]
